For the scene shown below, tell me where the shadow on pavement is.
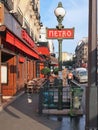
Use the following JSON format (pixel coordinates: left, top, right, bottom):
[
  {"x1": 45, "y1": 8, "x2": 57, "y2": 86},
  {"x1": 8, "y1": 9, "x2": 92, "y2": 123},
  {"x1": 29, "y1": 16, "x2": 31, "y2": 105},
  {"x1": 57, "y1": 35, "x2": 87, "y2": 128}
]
[
  {"x1": 4, "y1": 93, "x2": 61, "y2": 130},
  {"x1": 3, "y1": 92, "x2": 85, "y2": 130}
]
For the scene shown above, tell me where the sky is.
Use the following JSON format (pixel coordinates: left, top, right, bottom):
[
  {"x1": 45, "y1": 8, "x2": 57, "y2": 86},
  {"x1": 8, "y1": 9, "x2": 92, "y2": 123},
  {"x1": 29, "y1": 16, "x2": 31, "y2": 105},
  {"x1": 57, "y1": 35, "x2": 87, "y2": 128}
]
[{"x1": 40, "y1": 0, "x2": 89, "y2": 54}]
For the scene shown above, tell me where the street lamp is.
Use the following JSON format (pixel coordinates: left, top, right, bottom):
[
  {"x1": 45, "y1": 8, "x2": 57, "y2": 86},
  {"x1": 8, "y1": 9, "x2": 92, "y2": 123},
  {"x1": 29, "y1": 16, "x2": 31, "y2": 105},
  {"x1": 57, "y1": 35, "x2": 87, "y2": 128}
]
[
  {"x1": 54, "y1": 2, "x2": 66, "y2": 71},
  {"x1": 54, "y1": 2, "x2": 66, "y2": 110}
]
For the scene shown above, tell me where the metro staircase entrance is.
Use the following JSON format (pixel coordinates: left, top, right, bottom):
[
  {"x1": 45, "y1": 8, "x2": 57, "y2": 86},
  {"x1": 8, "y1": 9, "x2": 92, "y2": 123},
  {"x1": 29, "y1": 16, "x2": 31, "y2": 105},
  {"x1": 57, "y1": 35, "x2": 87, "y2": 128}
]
[{"x1": 38, "y1": 80, "x2": 84, "y2": 116}]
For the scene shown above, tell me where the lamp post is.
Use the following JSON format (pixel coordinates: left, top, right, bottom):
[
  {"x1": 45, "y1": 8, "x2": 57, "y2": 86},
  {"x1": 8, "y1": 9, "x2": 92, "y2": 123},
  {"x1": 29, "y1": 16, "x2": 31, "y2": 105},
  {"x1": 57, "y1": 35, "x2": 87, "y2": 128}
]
[
  {"x1": 47, "y1": 2, "x2": 74, "y2": 111},
  {"x1": 54, "y1": 2, "x2": 66, "y2": 110}
]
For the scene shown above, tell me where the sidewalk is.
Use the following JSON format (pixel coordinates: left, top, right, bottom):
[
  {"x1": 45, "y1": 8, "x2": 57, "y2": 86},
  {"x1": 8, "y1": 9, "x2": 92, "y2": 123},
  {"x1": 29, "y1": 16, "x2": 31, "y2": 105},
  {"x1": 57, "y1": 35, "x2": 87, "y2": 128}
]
[
  {"x1": 0, "y1": 92, "x2": 61, "y2": 130},
  {"x1": 0, "y1": 89, "x2": 85, "y2": 130}
]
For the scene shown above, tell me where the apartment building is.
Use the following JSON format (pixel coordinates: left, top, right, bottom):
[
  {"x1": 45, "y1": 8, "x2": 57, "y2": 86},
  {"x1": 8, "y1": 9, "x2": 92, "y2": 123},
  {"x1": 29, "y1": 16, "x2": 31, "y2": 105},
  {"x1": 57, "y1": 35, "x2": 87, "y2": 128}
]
[
  {"x1": 0, "y1": 0, "x2": 45, "y2": 96},
  {"x1": 62, "y1": 52, "x2": 73, "y2": 62},
  {"x1": 75, "y1": 37, "x2": 88, "y2": 68},
  {"x1": 38, "y1": 25, "x2": 58, "y2": 69}
]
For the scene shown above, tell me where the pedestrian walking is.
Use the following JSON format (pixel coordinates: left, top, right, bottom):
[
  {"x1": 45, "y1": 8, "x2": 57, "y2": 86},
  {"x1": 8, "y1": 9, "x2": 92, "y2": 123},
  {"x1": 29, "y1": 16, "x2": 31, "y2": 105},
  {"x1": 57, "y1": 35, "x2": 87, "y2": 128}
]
[{"x1": 67, "y1": 70, "x2": 73, "y2": 86}]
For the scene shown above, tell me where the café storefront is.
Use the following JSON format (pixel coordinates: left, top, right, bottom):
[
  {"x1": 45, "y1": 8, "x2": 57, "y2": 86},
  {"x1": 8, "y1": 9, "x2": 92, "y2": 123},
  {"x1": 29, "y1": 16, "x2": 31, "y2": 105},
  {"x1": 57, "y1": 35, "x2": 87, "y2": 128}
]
[
  {"x1": 0, "y1": 25, "x2": 43, "y2": 96},
  {"x1": 0, "y1": 2, "x2": 45, "y2": 97}
]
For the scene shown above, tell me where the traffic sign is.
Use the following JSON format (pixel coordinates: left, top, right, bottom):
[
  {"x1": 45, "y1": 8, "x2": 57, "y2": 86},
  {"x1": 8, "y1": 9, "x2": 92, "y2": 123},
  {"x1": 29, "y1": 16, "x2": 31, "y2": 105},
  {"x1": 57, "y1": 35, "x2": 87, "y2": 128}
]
[{"x1": 46, "y1": 28, "x2": 74, "y2": 39}]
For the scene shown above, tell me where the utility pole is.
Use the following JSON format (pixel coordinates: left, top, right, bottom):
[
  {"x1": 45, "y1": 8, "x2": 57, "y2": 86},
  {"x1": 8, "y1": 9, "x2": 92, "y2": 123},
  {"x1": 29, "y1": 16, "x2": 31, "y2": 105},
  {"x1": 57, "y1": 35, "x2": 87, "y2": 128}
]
[{"x1": 85, "y1": 0, "x2": 98, "y2": 129}]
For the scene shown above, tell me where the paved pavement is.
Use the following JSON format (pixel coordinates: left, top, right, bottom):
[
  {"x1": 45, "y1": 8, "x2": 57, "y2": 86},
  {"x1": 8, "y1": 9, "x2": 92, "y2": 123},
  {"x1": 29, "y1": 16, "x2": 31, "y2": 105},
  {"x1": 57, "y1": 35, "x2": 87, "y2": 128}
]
[{"x1": 0, "y1": 91, "x2": 85, "y2": 130}]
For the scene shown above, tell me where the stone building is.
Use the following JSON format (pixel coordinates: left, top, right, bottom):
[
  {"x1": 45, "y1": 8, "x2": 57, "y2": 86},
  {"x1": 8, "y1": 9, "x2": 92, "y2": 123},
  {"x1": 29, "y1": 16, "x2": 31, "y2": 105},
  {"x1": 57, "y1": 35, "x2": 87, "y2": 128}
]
[
  {"x1": 0, "y1": 0, "x2": 47, "y2": 96},
  {"x1": 75, "y1": 37, "x2": 88, "y2": 68}
]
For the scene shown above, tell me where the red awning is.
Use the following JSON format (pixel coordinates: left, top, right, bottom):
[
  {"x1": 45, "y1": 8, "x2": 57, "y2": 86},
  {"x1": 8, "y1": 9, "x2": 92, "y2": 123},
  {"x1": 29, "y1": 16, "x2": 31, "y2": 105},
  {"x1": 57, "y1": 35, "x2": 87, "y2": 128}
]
[
  {"x1": 6, "y1": 31, "x2": 39, "y2": 59},
  {"x1": 38, "y1": 46, "x2": 50, "y2": 56}
]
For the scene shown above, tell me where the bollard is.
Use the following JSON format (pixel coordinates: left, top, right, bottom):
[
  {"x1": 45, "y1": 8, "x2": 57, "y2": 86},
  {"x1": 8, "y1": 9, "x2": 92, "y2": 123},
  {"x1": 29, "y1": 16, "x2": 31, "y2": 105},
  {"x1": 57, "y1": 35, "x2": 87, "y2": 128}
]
[
  {"x1": 38, "y1": 87, "x2": 43, "y2": 115},
  {"x1": 58, "y1": 85, "x2": 63, "y2": 110},
  {"x1": 57, "y1": 79, "x2": 63, "y2": 110}
]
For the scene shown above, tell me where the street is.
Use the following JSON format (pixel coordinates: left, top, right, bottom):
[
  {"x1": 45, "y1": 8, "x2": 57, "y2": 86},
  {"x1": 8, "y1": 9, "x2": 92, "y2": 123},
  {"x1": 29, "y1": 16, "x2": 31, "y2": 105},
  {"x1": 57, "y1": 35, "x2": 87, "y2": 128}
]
[{"x1": 0, "y1": 90, "x2": 86, "y2": 130}]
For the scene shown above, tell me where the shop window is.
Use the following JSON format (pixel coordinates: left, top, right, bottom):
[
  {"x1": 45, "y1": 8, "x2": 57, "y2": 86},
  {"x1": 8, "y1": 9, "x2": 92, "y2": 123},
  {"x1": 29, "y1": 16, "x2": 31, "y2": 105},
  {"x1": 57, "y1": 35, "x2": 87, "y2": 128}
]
[{"x1": 1, "y1": 64, "x2": 8, "y2": 84}]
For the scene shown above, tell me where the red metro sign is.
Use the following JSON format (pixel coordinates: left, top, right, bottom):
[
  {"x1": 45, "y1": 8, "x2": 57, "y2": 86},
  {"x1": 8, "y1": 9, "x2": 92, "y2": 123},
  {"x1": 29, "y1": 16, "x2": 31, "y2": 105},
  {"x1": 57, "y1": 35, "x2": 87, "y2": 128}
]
[{"x1": 46, "y1": 28, "x2": 74, "y2": 39}]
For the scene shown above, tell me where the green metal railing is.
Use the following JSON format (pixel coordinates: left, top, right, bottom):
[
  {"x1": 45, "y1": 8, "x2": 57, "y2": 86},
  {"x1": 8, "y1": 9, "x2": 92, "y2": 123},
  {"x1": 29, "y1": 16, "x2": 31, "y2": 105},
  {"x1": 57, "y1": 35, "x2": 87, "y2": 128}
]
[{"x1": 38, "y1": 80, "x2": 84, "y2": 116}]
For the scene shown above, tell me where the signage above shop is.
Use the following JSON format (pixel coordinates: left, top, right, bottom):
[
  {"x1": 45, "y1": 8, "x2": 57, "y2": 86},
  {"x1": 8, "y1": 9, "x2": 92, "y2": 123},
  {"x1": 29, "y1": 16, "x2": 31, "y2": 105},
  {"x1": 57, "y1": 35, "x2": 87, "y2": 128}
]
[
  {"x1": 46, "y1": 28, "x2": 74, "y2": 39},
  {"x1": 21, "y1": 29, "x2": 34, "y2": 47},
  {"x1": 6, "y1": 30, "x2": 39, "y2": 59}
]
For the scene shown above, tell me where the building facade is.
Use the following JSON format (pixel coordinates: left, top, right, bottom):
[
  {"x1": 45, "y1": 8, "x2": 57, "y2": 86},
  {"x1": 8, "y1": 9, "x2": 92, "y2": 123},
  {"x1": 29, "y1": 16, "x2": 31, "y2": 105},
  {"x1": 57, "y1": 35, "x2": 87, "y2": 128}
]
[
  {"x1": 0, "y1": 0, "x2": 45, "y2": 96},
  {"x1": 75, "y1": 37, "x2": 88, "y2": 68},
  {"x1": 62, "y1": 52, "x2": 73, "y2": 62},
  {"x1": 38, "y1": 25, "x2": 58, "y2": 70}
]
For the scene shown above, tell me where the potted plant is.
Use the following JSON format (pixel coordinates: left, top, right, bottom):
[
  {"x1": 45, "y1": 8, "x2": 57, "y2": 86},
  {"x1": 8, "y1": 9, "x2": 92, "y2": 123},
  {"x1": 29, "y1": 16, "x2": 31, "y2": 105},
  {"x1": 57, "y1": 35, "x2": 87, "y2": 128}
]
[
  {"x1": 41, "y1": 67, "x2": 51, "y2": 78},
  {"x1": 53, "y1": 67, "x2": 59, "y2": 75}
]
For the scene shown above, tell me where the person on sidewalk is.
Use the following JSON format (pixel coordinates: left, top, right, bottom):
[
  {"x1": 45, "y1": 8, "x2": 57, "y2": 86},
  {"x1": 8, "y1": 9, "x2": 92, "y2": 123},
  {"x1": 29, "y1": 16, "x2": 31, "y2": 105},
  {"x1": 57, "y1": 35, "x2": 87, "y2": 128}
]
[
  {"x1": 67, "y1": 70, "x2": 73, "y2": 86},
  {"x1": 62, "y1": 68, "x2": 67, "y2": 87}
]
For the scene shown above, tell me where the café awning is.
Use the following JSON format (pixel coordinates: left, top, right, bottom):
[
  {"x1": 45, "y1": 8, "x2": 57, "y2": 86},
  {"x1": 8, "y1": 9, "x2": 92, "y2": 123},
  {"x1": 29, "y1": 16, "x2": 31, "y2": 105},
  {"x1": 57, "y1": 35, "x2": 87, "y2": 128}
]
[
  {"x1": 38, "y1": 46, "x2": 50, "y2": 56},
  {"x1": 50, "y1": 56, "x2": 58, "y2": 66}
]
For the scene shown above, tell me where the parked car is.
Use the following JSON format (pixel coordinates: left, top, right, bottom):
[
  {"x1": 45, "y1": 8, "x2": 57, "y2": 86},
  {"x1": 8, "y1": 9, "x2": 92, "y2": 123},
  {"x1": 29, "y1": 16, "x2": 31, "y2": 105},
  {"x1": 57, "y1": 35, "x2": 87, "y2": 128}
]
[{"x1": 74, "y1": 68, "x2": 88, "y2": 83}]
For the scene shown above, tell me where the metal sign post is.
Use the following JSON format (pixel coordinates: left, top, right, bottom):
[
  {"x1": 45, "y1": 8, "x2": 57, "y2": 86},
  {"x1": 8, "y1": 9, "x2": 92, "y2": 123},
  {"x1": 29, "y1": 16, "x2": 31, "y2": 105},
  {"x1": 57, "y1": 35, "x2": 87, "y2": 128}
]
[{"x1": 46, "y1": 2, "x2": 74, "y2": 110}]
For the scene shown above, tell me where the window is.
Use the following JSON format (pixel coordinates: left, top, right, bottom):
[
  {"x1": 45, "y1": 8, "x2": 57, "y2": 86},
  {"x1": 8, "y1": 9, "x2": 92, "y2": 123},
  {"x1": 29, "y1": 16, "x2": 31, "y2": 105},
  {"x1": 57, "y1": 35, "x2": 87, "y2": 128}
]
[{"x1": 1, "y1": 64, "x2": 8, "y2": 84}]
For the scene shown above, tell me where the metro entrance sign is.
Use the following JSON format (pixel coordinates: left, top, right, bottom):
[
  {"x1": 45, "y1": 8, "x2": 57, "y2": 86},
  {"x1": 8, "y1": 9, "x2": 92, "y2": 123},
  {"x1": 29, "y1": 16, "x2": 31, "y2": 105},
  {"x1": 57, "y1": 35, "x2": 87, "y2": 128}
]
[{"x1": 46, "y1": 28, "x2": 74, "y2": 39}]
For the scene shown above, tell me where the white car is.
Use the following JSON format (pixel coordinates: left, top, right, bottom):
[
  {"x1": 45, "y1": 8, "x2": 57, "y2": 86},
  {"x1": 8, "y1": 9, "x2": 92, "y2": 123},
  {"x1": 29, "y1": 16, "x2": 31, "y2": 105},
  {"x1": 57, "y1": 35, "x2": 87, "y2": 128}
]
[{"x1": 75, "y1": 68, "x2": 88, "y2": 83}]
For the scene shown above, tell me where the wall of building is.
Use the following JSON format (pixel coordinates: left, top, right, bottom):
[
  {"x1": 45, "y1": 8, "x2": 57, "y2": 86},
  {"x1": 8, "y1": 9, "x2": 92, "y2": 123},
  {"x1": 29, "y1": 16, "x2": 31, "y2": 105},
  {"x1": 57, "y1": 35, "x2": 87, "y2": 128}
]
[
  {"x1": 75, "y1": 38, "x2": 88, "y2": 68},
  {"x1": 0, "y1": 0, "x2": 42, "y2": 96},
  {"x1": 62, "y1": 52, "x2": 73, "y2": 62},
  {"x1": 39, "y1": 25, "x2": 55, "y2": 54}
]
